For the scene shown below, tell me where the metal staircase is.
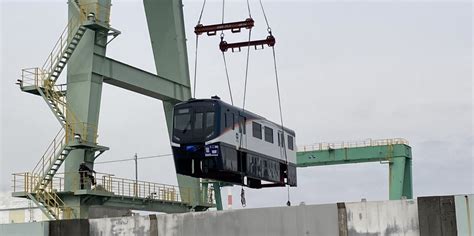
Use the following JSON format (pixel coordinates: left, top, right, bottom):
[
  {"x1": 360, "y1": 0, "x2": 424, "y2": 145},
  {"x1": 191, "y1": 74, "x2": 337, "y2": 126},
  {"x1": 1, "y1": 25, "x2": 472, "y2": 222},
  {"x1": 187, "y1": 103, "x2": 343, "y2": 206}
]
[{"x1": 17, "y1": 18, "x2": 92, "y2": 220}]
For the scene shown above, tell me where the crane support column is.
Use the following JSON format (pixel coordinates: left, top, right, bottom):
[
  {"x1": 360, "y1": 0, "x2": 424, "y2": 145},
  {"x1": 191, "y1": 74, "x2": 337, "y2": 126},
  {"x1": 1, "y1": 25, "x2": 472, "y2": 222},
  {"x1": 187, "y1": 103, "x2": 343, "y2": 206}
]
[
  {"x1": 143, "y1": 0, "x2": 202, "y2": 208},
  {"x1": 63, "y1": 0, "x2": 111, "y2": 217},
  {"x1": 390, "y1": 156, "x2": 413, "y2": 200}
]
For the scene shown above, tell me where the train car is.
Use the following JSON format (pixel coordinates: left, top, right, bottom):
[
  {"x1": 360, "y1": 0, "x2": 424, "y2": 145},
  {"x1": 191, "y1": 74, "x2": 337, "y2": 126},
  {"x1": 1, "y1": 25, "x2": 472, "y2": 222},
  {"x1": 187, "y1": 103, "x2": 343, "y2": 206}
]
[{"x1": 171, "y1": 96, "x2": 297, "y2": 188}]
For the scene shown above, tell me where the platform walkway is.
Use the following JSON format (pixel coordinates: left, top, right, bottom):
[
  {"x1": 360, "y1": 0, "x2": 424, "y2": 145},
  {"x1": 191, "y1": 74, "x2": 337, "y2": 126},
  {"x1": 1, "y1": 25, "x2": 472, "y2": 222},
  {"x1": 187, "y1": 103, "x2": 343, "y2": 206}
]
[{"x1": 11, "y1": 172, "x2": 215, "y2": 215}]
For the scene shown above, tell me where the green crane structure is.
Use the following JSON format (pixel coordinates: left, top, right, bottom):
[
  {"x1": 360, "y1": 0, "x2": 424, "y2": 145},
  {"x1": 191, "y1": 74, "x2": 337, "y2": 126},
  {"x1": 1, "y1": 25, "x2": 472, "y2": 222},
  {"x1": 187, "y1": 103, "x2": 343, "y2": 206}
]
[
  {"x1": 12, "y1": 0, "x2": 217, "y2": 220},
  {"x1": 296, "y1": 138, "x2": 413, "y2": 200}
]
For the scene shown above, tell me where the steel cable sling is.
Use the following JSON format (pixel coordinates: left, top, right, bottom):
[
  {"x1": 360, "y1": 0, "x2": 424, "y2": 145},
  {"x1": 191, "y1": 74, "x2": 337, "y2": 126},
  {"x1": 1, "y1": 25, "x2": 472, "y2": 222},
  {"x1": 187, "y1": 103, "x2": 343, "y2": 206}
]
[
  {"x1": 193, "y1": 0, "x2": 255, "y2": 207},
  {"x1": 220, "y1": 0, "x2": 235, "y2": 105},
  {"x1": 236, "y1": 0, "x2": 253, "y2": 208},
  {"x1": 193, "y1": 0, "x2": 291, "y2": 207},
  {"x1": 194, "y1": 0, "x2": 254, "y2": 102},
  {"x1": 193, "y1": 0, "x2": 207, "y2": 98},
  {"x1": 258, "y1": 0, "x2": 292, "y2": 206}
]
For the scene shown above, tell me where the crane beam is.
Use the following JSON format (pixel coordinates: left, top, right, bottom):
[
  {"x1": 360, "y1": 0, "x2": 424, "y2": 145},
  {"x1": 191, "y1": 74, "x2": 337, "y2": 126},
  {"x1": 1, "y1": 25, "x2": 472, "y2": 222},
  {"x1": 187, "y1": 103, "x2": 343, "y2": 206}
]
[
  {"x1": 92, "y1": 54, "x2": 190, "y2": 103},
  {"x1": 297, "y1": 140, "x2": 413, "y2": 200}
]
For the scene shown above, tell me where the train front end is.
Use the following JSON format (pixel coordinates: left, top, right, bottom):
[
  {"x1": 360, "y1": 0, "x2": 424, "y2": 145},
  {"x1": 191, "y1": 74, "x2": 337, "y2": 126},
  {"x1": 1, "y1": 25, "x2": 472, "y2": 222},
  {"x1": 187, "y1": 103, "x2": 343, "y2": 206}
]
[{"x1": 171, "y1": 99, "x2": 222, "y2": 179}]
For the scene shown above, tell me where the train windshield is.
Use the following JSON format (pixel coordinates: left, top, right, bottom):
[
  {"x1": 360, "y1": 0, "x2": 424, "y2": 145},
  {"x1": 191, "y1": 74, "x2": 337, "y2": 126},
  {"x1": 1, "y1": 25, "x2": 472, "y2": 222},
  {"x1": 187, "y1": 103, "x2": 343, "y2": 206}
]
[{"x1": 173, "y1": 103, "x2": 217, "y2": 143}]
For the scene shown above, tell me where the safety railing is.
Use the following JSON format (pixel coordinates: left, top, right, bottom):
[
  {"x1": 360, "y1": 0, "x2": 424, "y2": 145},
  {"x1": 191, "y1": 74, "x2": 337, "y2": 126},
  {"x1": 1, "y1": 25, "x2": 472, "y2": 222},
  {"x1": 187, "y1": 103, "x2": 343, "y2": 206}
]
[
  {"x1": 40, "y1": 18, "x2": 81, "y2": 83},
  {"x1": 20, "y1": 68, "x2": 98, "y2": 144},
  {"x1": 12, "y1": 173, "x2": 65, "y2": 193},
  {"x1": 41, "y1": 2, "x2": 111, "y2": 83},
  {"x1": 298, "y1": 138, "x2": 409, "y2": 152},
  {"x1": 20, "y1": 68, "x2": 64, "y2": 92},
  {"x1": 12, "y1": 172, "x2": 215, "y2": 206},
  {"x1": 35, "y1": 189, "x2": 73, "y2": 219},
  {"x1": 20, "y1": 68, "x2": 42, "y2": 88},
  {"x1": 30, "y1": 128, "x2": 67, "y2": 182}
]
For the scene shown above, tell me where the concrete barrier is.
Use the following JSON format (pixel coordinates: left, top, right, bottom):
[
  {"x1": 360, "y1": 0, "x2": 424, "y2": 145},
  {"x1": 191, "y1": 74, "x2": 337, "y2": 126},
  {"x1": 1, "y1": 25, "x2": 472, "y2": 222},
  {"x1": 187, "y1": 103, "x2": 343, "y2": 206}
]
[
  {"x1": 1, "y1": 194, "x2": 472, "y2": 236},
  {"x1": 90, "y1": 204, "x2": 340, "y2": 236},
  {"x1": 344, "y1": 199, "x2": 419, "y2": 236},
  {"x1": 418, "y1": 195, "x2": 457, "y2": 236},
  {"x1": 455, "y1": 195, "x2": 473, "y2": 236}
]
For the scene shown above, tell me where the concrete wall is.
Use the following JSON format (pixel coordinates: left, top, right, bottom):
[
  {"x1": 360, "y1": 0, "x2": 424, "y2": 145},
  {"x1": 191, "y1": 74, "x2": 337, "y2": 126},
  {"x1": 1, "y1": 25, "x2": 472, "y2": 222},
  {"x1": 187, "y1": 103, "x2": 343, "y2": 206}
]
[
  {"x1": 1, "y1": 194, "x2": 473, "y2": 236},
  {"x1": 418, "y1": 195, "x2": 458, "y2": 236},
  {"x1": 344, "y1": 199, "x2": 419, "y2": 236},
  {"x1": 455, "y1": 195, "x2": 474, "y2": 236},
  {"x1": 90, "y1": 215, "x2": 151, "y2": 236},
  {"x1": 90, "y1": 204, "x2": 340, "y2": 236}
]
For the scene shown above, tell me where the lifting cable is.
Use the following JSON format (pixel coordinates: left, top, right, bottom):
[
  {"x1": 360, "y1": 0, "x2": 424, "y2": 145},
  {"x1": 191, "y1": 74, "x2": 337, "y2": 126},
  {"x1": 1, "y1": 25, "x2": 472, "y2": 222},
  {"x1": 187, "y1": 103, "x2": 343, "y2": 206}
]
[
  {"x1": 259, "y1": 0, "x2": 291, "y2": 206},
  {"x1": 193, "y1": 0, "x2": 207, "y2": 98},
  {"x1": 237, "y1": 0, "x2": 253, "y2": 207},
  {"x1": 241, "y1": 0, "x2": 252, "y2": 111},
  {"x1": 220, "y1": 0, "x2": 235, "y2": 105}
]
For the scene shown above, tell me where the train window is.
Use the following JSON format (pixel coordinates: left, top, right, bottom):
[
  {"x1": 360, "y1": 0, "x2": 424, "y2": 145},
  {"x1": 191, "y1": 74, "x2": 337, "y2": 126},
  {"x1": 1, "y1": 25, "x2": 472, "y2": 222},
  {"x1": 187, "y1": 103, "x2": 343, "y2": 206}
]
[
  {"x1": 205, "y1": 112, "x2": 214, "y2": 128},
  {"x1": 264, "y1": 127, "x2": 274, "y2": 143},
  {"x1": 288, "y1": 135, "x2": 294, "y2": 150},
  {"x1": 194, "y1": 112, "x2": 203, "y2": 130},
  {"x1": 174, "y1": 113, "x2": 191, "y2": 132},
  {"x1": 252, "y1": 122, "x2": 262, "y2": 139}
]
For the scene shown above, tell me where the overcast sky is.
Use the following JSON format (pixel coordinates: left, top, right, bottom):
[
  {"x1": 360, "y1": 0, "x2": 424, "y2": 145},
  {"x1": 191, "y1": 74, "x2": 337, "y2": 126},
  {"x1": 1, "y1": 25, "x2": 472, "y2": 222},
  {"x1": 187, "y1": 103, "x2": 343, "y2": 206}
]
[{"x1": 1, "y1": 0, "x2": 472, "y2": 209}]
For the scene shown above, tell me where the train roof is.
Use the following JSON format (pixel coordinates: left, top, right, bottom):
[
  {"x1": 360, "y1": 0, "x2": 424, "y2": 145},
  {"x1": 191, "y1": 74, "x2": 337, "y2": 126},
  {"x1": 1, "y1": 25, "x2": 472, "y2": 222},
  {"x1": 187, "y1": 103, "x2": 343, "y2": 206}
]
[{"x1": 176, "y1": 97, "x2": 296, "y2": 137}]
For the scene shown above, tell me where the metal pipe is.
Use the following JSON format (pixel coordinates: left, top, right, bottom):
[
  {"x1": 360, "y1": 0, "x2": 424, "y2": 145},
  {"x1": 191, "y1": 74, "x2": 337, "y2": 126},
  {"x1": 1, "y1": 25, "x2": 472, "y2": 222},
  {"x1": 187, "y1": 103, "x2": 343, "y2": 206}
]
[{"x1": 134, "y1": 153, "x2": 138, "y2": 196}]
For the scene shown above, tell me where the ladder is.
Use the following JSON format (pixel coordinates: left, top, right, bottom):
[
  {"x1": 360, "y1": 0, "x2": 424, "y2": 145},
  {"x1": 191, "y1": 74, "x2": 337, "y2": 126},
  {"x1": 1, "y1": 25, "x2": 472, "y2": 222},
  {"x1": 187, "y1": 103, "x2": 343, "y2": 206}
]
[
  {"x1": 41, "y1": 19, "x2": 86, "y2": 84},
  {"x1": 19, "y1": 19, "x2": 91, "y2": 220}
]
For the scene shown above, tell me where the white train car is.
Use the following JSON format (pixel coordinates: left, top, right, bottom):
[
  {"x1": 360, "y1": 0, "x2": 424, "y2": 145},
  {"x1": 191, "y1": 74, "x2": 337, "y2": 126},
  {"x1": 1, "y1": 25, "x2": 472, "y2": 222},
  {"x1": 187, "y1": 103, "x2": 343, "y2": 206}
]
[{"x1": 171, "y1": 96, "x2": 297, "y2": 188}]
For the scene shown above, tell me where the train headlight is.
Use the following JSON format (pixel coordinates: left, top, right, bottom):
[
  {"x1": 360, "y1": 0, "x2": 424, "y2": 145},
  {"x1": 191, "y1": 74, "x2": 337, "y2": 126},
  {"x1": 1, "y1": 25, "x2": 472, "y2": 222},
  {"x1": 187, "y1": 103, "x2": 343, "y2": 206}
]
[{"x1": 185, "y1": 145, "x2": 198, "y2": 152}]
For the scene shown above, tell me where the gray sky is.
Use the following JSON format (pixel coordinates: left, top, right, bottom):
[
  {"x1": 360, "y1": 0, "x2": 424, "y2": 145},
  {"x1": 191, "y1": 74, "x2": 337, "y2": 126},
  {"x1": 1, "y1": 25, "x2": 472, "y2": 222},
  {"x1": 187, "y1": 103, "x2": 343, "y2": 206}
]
[{"x1": 1, "y1": 0, "x2": 472, "y2": 209}]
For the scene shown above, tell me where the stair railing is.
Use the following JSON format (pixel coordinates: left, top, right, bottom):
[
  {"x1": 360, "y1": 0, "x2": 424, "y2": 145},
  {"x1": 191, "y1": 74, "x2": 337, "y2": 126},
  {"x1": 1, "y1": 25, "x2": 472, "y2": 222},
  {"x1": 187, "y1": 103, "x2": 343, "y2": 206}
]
[{"x1": 40, "y1": 18, "x2": 81, "y2": 83}]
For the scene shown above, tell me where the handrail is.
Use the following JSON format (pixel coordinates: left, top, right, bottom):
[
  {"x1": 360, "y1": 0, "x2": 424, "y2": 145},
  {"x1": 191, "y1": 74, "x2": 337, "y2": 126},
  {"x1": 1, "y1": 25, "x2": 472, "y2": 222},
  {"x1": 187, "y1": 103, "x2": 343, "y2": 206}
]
[
  {"x1": 30, "y1": 128, "x2": 66, "y2": 179},
  {"x1": 21, "y1": 68, "x2": 99, "y2": 144},
  {"x1": 298, "y1": 138, "x2": 409, "y2": 152},
  {"x1": 40, "y1": 18, "x2": 80, "y2": 80},
  {"x1": 12, "y1": 172, "x2": 215, "y2": 206}
]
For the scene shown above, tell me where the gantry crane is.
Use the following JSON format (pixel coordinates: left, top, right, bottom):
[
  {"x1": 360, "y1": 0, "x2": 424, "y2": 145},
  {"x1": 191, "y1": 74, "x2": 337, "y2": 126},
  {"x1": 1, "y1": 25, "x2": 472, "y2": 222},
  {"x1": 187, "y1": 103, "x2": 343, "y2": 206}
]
[{"x1": 13, "y1": 0, "x2": 217, "y2": 219}]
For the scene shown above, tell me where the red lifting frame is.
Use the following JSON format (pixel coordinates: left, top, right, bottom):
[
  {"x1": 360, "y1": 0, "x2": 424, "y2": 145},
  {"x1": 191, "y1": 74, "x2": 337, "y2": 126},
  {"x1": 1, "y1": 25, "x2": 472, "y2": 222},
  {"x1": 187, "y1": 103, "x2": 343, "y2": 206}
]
[
  {"x1": 195, "y1": 18, "x2": 254, "y2": 36},
  {"x1": 219, "y1": 35, "x2": 276, "y2": 52}
]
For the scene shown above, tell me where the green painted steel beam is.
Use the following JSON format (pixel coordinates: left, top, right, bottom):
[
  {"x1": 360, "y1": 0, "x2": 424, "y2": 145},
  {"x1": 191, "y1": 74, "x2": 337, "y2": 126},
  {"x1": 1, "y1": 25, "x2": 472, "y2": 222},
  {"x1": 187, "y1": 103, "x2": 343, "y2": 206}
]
[
  {"x1": 143, "y1": 0, "x2": 203, "y2": 209},
  {"x1": 297, "y1": 144, "x2": 413, "y2": 200},
  {"x1": 92, "y1": 54, "x2": 190, "y2": 103},
  {"x1": 99, "y1": 197, "x2": 190, "y2": 213},
  {"x1": 13, "y1": 190, "x2": 211, "y2": 214}
]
